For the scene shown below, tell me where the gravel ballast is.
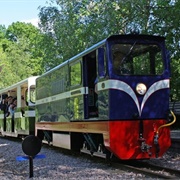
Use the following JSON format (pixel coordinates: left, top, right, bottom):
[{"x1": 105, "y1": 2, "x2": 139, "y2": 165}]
[{"x1": 0, "y1": 137, "x2": 179, "y2": 179}]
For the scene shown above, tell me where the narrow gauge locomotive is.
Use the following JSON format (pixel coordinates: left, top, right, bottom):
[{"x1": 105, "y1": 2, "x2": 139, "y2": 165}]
[
  {"x1": 35, "y1": 34, "x2": 175, "y2": 160},
  {"x1": 0, "y1": 77, "x2": 38, "y2": 137},
  {"x1": 0, "y1": 34, "x2": 176, "y2": 160}
]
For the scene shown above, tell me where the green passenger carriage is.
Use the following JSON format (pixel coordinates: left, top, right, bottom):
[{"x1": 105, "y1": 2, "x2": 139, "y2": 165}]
[{"x1": 0, "y1": 76, "x2": 38, "y2": 137}]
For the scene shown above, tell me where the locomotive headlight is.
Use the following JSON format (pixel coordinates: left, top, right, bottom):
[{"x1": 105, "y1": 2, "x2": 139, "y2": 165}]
[{"x1": 136, "y1": 83, "x2": 147, "y2": 95}]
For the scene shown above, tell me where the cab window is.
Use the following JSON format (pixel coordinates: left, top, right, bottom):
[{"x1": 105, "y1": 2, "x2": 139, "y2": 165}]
[{"x1": 112, "y1": 44, "x2": 163, "y2": 75}]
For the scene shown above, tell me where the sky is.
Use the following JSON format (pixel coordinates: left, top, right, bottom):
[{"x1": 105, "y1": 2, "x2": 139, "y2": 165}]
[{"x1": 0, "y1": 0, "x2": 49, "y2": 28}]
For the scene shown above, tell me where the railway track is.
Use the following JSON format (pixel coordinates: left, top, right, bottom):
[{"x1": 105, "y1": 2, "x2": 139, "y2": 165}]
[
  {"x1": 79, "y1": 153, "x2": 180, "y2": 179},
  {"x1": 115, "y1": 161, "x2": 180, "y2": 179},
  {"x1": 79, "y1": 148, "x2": 180, "y2": 179}
]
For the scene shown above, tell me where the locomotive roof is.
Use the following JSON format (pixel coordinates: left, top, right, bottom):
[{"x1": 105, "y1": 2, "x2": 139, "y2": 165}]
[{"x1": 107, "y1": 34, "x2": 165, "y2": 42}]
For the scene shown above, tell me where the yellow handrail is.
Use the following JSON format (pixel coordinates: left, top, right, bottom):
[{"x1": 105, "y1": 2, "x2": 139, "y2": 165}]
[{"x1": 156, "y1": 110, "x2": 176, "y2": 134}]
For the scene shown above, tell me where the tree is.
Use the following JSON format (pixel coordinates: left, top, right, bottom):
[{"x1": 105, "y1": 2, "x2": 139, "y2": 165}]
[
  {"x1": 0, "y1": 22, "x2": 45, "y2": 88},
  {"x1": 6, "y1": 22, "x2": 44, "y2": 74}
]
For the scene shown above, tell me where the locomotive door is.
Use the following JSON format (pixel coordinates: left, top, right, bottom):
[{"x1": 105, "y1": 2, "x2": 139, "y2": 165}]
[{"x1": 83, "y1": 51, "x2": 98, "y2": 119}]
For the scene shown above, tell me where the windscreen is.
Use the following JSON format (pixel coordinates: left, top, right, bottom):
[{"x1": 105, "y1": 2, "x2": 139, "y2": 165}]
[{"x1": 112, "y1": 43, "x2": 163, "y2": 75}]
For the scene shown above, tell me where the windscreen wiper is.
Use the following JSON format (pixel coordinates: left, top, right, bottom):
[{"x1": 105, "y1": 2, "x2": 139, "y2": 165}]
[{"x1": 120, "y1": 41, "x2": 137, "y2": 65}]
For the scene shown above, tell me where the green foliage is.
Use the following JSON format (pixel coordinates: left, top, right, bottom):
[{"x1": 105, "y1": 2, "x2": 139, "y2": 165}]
[
  {"x1": 170, "y1": 58, "x2": 180, "y2": 100},
  {"x1": 0, "y1": 25, "x2": 6, "y2": 39},
  {"x1": 0, "y1": 22, "x2": 44, "y2": 89}
]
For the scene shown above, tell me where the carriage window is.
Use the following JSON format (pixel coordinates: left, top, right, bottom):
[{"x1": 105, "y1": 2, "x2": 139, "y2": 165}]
[
  {"x1": 112, "y1": 44, "x2": 163, "y2": 75},
  {"x1": 30, "y1": 86, "x2": 36, "y2": 103},
  {"x1": 70, "y1": 61, "x2": 81, "y2": 86}
]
